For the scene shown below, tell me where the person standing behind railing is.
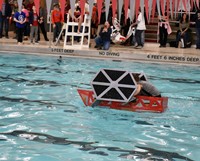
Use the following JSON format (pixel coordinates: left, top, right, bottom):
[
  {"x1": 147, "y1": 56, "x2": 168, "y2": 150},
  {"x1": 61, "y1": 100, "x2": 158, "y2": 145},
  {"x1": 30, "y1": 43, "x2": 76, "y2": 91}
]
[
  {"x1": 158, "y1": 12, "x2": 172, "y2": 47},
  {"x1": 195, "y1": 8, "x2": 200, "y2": 49}
]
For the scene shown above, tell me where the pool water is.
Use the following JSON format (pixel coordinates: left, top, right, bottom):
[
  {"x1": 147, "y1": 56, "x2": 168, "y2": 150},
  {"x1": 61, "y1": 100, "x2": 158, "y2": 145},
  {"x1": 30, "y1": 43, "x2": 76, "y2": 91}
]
[{"x1": 0, "y1": 53, "x2": 199, "y2": 161}]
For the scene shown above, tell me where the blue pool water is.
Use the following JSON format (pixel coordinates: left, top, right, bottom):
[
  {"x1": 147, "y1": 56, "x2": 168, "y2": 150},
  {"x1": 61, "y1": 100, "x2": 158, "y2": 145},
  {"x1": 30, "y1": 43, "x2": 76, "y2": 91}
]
[{"x1": 0, "y1": 53, "x2": 200, "y2": 161}]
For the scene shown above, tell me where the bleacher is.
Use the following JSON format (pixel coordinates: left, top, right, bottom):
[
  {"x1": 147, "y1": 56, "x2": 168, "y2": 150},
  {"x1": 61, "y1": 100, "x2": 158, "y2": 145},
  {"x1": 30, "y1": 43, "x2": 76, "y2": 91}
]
[{"x1": 145, "y1": 16, "x2": 197, "y2": 46}]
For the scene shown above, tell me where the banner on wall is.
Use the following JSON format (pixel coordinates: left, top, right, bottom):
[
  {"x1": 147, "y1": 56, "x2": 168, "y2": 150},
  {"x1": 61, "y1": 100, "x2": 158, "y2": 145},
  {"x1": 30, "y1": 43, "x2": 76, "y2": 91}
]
[
  {"x1": 148, "y1": 0, "x2": 153, "y2": 21},
  {"x1": 144, "y1": 0, "x2": 149, "y2": 22},
  {"x1": 34, "y1": 0, "x2": 40, "y2": 14},
  {"x1": 156, "y1": 0, "x2": 161, "y2": 16},
  {"x1": 130, "y1": 0, "x2": 135, "y2": 22},
  {"x1": 60, "y1": 0, "x2": 65, "y2": 20},
  {"x1": 124, "y1": 0, "x2": 129, "y2": 23},
  {"x1": 88, "y1": 0, "x2": 94, "y2": 18},
  {"x1": 112, "y1": 0, "x2": 117, "y2": 19},
  {"x1": 118, "y1": 0, "x2": 123, "y2": 22},
  {"x1": 18, "y1": 0, "x2": 23, "y2": 11},
  {"x1": 170, "y1": 0, "x2": 173, "y2": 19},
  {"x1": 197, "y1": 0, "x2": 199, "y2": 8},
  {"x1": 80, "y1": 0, "x2": 85, "y2": 16},
  {"x1": 151, "y1": 0, "x2": 157, "y2": 20},
  {"x1": 97, "y1": 0, "x2": 103, "y2": 23},
  {"x1": 140, "y1": 0, "x2": 144, "y2": 18},
  {"x1": 105, "y1": 0, "x2": 110, "y2": 21},
  {"x1": 166, "y1": 0, "x2": 169, "y2": 16},
  {"x1": 69, "y1": 0, "x2": 76, "y2": 18},
  {"x1": 160, "y1": 0, "x2": 165, "y2": 15},
  {"x1": 46, "y1": 0, "x2": 52, "y2": 16},
  {"x1": 135, "y1": 0, "x2": 140, "y2": 19},
  {"x1": 0, "y1": 0, "x2": 3, "y2": 10}
]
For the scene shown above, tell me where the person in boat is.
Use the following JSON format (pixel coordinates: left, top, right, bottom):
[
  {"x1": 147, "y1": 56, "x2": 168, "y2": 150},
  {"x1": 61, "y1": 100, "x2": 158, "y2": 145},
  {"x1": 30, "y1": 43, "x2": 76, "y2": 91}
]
[
  {"x1": 133, "y1": 74, "x2": 161, "y2": 97},
  {"x1": 91, "y1": 73, "x2": 161, "y2": 107}
]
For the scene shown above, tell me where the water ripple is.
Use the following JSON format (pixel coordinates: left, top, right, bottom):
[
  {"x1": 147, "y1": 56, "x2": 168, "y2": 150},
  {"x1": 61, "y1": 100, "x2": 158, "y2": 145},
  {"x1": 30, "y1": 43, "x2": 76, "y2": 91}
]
[{"x1": 0, "y1": 130, "x2": 194, "y2": 161}]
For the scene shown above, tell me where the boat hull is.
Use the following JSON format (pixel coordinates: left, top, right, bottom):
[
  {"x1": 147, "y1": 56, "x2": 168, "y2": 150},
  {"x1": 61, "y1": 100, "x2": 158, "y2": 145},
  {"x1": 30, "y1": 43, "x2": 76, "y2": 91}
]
[{"x1": 77, "y1": 89, "x2": 168, "y2": 113}]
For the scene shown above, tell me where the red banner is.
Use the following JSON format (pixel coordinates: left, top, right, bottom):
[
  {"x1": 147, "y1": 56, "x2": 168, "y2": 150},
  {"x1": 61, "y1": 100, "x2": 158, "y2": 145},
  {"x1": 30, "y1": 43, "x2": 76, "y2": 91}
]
[
  {"x1": 124, "y1": 0, "x2": 129, "y2": 23},
  {"x1": 177, "y1": 0, "x2": 181, "y2": 11},
  {"x1": 97, "y1": 0, "x2": 103, "y2": 23},
  {"x1": 197, "y1": 0, "x2": 199, "y2": 8},
  {"x1": 59, "y1": 0, "x2": 65, "y2": 20},
  {"x1": 151, "y1": 0, "x2": 156, "y2": 20},
  {"x1": 160, "y1": 0, "x2": 165, "y2": 15},
  {"x1": 191, "y1": 0, "x2": 196, "y2": 10},
  {"x1": 135, "y1": 0, "x2": 140, "y2": 19},
  {"x1": 182, "y1": 0, "x2": 187, "y2": 12},
  {"x1": 166, "y1": 0, "x2": 170, "y2": 16},
  {"x1": 112, "y1": 0, "x2": 117, "y2": 19},
  {"x1": 80, "y1": 0, "x2": 85, "y2": 16},
  {"x1": 0, "y1": 0, "x2": 3, "y2": 10},
  {"x1": 34, "y1": 0, "x2": 40, "y2": 14},
  {"x1": 144, "y1": 0, "x2": 149, "y2": 22}
]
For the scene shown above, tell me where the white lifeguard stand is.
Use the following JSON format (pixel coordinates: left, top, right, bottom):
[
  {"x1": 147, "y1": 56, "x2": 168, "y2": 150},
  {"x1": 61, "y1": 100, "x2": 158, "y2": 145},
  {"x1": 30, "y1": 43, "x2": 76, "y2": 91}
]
[{"x1": 58, "y1": 14, "x2": 91, "y2": 49}]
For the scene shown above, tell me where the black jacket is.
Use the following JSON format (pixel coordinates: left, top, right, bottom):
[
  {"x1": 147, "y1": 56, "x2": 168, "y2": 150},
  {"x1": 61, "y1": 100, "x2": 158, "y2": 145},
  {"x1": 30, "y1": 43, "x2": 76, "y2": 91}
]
[
  {"x1": 29, "y1": 11, "x2": 39, "y2": 25},
  {"x1": 4, "y1": 3, "x2": 12, "y2": 17},
  {"x1": 99, "y1": 27, "x2": 112, "y2": 41}
]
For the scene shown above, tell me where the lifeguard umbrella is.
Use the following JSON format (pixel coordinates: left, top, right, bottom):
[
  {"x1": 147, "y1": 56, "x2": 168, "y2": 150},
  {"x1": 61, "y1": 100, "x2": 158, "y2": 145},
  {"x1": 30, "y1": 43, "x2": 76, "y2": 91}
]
[{"x1": 91, "y1": 69, "x2": 138, "y2": 103}]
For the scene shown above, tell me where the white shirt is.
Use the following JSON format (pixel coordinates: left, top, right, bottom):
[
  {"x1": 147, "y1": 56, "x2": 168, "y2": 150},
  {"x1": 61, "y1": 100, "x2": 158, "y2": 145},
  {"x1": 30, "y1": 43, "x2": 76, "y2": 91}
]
[{"x1": 136, "y1": 12, "x2": 146, "y2": 30}]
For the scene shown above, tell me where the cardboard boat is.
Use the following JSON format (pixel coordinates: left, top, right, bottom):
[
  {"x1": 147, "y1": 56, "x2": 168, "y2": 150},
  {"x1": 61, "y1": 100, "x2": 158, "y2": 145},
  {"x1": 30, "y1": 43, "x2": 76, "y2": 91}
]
[{"x1": 77, "y1": 89, "x2": 168, "y2": 113}]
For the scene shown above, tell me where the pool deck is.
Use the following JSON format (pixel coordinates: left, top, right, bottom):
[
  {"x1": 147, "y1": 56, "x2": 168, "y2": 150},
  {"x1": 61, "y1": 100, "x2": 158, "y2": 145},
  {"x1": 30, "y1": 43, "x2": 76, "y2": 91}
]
[{"x1": 0, "y1": 33, "x2": 199, "y2": 66}]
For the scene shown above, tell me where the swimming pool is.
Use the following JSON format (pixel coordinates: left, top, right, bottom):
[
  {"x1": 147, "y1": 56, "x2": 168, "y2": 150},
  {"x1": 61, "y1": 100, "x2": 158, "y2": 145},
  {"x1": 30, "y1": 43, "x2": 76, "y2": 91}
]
[{"x1": 0, "y1": 53, "x2": 199, "y2": 161}]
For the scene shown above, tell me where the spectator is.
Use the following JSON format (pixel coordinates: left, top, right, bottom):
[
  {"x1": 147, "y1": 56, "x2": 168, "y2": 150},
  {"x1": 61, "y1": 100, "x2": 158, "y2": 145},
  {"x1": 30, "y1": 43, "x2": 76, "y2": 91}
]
[
  {"x1": 38, "y1": 6, "x2": 49, "y2": 41},
  {"x1": 91, "y1": 2, "x2": 98, "y2": 39},
  {"x1": 10, "y1": 0, "x2": 18, "y2": 39},
  {"x1": 51, "y1": 3, "x2": 63, "y2": 42},
  {"x1": 96, "y1": 2, "x2": 106, "y2": 36},
  {"x1": 158, "y1": 12, "x2": 172, "y2": 47},
  {"x1": 195, "y1": 8, "x2": 200, "y2": 49},
  {"x1": 13, "y1": 7, "x2": 26, "y2": 45},
  {"x1": 176, "y1": 13, "x2": 191, "y2": 48},
  {"x1": 94, "y1": 21, "x2": 112, "y2": 50},
  {"x1": 131, "y1": 7, "x2": 146, "y2": 49},
  {"x1": 22, "y1": 4, "x2": 30, "y2": 40},
  {"x1": 29, "y1": 5, "x2": 39, "y2": 44},
  {"x1": 0, "y1": 0, "x2": 12, "y2": 38}
]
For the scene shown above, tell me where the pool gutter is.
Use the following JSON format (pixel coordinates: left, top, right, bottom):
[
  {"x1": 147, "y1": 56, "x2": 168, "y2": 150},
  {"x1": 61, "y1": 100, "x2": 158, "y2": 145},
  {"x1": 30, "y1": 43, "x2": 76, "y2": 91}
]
[{"x1": 0, "y1": 43, "x2": 199, "y2": 66}]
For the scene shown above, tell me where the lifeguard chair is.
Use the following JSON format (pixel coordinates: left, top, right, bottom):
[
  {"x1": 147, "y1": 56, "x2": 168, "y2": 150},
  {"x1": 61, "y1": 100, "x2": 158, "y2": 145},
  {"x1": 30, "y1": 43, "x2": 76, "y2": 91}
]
[{"x1": 62, "y1": 13, "x2": 91, "y2": 49}]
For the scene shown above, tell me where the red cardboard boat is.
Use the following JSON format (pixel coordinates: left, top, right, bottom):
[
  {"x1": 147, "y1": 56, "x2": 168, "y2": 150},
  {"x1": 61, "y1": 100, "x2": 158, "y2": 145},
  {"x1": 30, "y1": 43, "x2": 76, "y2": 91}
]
[{"x1": 77, "y1": 89, "x2": 168, "y2": 113}]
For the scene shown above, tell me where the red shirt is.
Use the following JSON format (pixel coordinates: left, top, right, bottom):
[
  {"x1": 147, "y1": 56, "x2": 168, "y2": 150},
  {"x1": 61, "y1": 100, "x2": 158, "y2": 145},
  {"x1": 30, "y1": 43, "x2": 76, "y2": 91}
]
[
  {"x1": 52, "y1": 10, "x2": 63, "y2": 24},
  {"x1": 32, "y1": 13, "x2": 38, "y2": 26}
]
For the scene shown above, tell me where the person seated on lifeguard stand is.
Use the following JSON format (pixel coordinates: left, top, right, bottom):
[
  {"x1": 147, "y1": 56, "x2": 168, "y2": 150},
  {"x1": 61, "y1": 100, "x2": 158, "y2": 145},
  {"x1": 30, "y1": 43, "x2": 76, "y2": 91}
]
[
  {"x1": 133, "y1": 74, "x2": 161, "y2": 98},
  {"x1": 68, "y1": 0, "x2": 89, "y2": 34}
]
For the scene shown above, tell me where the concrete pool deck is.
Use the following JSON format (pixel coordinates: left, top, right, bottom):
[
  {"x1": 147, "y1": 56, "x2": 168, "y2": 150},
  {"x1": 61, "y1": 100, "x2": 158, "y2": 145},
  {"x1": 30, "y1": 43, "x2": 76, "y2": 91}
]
[{"x1": 0, "y1": 34, "x2": 199, "y2": 66}]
